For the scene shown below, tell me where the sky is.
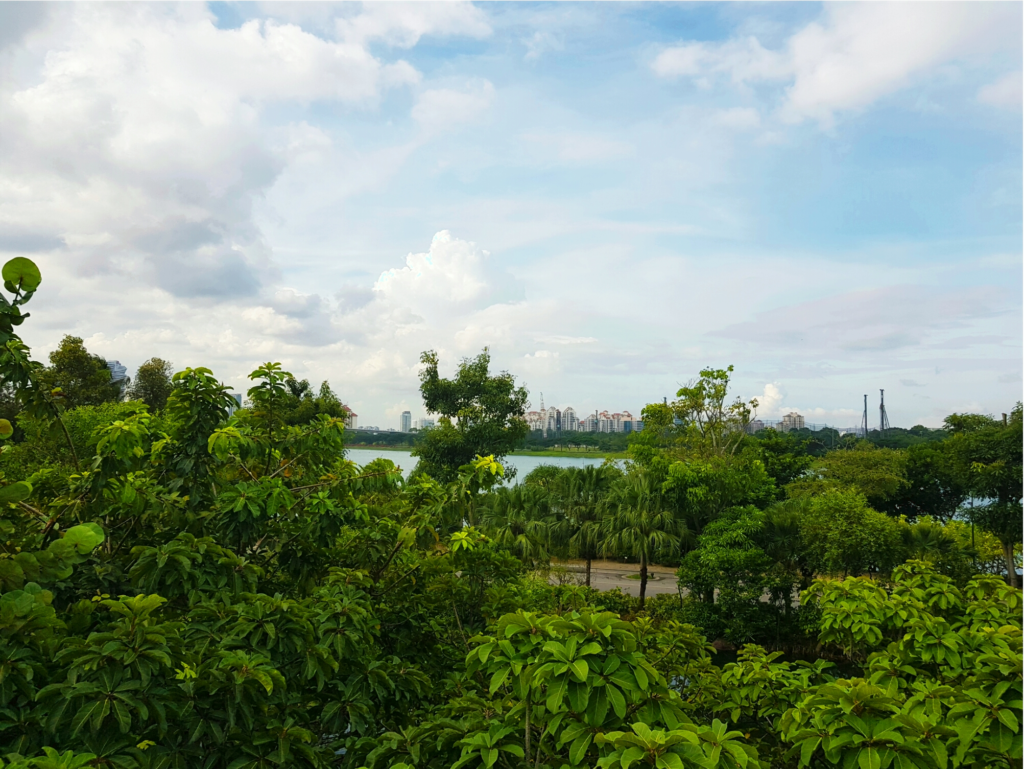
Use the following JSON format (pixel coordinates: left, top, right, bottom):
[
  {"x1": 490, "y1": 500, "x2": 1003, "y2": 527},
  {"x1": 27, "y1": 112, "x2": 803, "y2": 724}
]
[{"x1": 0, "y1": 1, "x2": 1020, "y2": 430}]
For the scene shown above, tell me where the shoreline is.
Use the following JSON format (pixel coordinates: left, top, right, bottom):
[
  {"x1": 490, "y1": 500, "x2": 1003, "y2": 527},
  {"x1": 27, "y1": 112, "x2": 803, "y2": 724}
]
[{"x1": 346, "y1": 445, "x2": 625, "y2": 460}]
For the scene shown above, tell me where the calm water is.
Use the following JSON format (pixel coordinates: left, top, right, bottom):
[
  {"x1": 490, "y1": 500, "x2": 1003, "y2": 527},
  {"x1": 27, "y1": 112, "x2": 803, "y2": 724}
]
[{"x1": 346, "y1": 448, "x2": 611, "y2": 482}]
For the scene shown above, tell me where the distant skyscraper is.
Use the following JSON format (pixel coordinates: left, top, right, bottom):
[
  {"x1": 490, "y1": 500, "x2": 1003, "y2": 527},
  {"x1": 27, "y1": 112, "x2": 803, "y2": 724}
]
[
  {"x1": 561, "y1": 406, "x2": 578, "y2": 431},
  {"x1": 106, "y1": 360, "x2": 127, "y2": 383},
  {"x1": 401, "y1": 411, "x2": 412, "y2": 432},
  {"x1": 780, "y1": 412, "x2": 805, "y2": 432}
]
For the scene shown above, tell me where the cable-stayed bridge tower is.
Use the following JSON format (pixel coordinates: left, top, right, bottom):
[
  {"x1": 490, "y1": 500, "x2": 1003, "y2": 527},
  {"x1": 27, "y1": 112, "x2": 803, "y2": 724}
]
[
  {"x1": 879, "y1": 389, "x2": 890, "y2": 439},
  {"x1": 861, "y1": 394, "x2": 869, "y2": 438}
]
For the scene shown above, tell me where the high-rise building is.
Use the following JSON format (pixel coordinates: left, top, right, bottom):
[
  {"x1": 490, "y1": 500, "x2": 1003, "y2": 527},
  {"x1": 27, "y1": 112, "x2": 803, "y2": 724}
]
[
  {"x1": 106, "y1": 360, "x2": 128, "y2": 383},
  {"x1": 780, "y1": 412, "x2": 805, "y2": 432},
  {"x1": 401, "y1": 411, "x2": 412, "y2": 432},
  {"x1": 561, "y1": 406, "x2": 578, "y2": 431}
]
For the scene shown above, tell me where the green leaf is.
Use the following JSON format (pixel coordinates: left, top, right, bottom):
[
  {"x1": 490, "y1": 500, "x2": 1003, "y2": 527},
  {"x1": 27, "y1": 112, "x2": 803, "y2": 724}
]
[
  {"x1": 800, "y1": 736, "x2": 822, "y2": 767},
  {"x1": 569, "y1": 659, "x2": 589, "y2": 682},
  {"x1": 3, "y1": 257, "x2": 42, "y2": 292},
  {"x1": 569, "y1": 733, "x2": 593, "y2": 766},
  {"x1": 59, "y1": 522, "x2": 105, "y2": 554},
  {"x1": 614, "y1": 746, "x2": 641, "y2": 769},
  {"x1": 0, "y1": 420, "x2": 13, "y2": 440},
  {"x1": 607, "y1": 685, "x2": 627, "y2": 719},
  {"x1": 0, "y1": 481, "x2": 31, "y2": 503},
  {"x1": 858, "y1": 747, "x2": 882, "y2": 769}
]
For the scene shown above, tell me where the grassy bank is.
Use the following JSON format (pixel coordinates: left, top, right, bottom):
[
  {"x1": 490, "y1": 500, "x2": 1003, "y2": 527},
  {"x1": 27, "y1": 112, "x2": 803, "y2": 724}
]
[
  {"x1": 510, "y1": 449, "x2": 627, "y2": 459},
  {"x1": 346, "y1": 446, "x2": 627, "y2": 460}
]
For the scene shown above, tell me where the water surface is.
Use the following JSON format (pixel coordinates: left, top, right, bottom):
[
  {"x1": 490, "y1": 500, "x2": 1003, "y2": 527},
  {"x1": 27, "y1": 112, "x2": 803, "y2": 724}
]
[{"x1": 346, "y1": 448, "x2": 611, "y2": 482}]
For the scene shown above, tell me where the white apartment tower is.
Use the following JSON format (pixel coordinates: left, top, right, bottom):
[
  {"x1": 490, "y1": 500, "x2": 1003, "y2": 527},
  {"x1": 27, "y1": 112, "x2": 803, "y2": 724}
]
[
  {"x1": 561, "y1": 406, "x2": 578, "y2": 432},
  {"x1": 780, "y1": 412, "x2": 805, "y2": 432},
  {"x1": 400, "y1": 411, "x2": 412, "y2": 432}
]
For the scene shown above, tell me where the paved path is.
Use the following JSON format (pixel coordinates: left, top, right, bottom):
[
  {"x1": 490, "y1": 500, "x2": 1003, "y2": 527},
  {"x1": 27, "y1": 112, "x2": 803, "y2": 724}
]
[{"x1": 549, "y1": 560, "x2": 681, "y2": 598}]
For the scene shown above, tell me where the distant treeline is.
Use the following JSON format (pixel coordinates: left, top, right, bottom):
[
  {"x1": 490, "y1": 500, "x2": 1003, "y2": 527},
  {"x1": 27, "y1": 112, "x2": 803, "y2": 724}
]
[{"x1": 347, "y1": 424, "x2": 950, "y2": 454}]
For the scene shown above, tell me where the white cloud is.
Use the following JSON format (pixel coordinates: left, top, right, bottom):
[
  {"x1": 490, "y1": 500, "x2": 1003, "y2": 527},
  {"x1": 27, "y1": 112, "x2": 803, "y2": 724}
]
[
  {"x1": 711, "y1": 107, "x2": 761, "y2": 130},
  {"x1": 412, "y1": 79, "x2": 495, "y2": 132},
  {"x1": 755, "y1": 382, "x2": 785, "y2": 417},
  {"x1": 652, "y1": 4, "x2": 1021, "y2": 126},
  {"x1": 978, "y1": 70, "x2": 1023, "y2": 109},
  {"x1": 652, "y1": 36, "x2": 788, "y2": 82},
  {"x1": 536, "y1": 335, "x2": 598, "y2": 345},
  {"x1": 335, "y1": 2, "x2": 491, "y2": 49},
  {"x1": 0, "y1": 4, "x2": 429, "y2": 302},
  {"x1": 521, "y1": 132, "x2": 635, "y2": 164},
  {"x1": 523, "y1": 30, "x2": 563, "y2": 61}
]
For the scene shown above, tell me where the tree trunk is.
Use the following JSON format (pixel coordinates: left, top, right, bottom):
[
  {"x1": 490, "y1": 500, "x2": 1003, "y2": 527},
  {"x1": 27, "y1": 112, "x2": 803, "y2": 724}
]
[
  {"x1": 524, "y1": 691, "x2": 531, "y2": 758},
  {"x1": 639, "y1": 555, "x2": 648, "y2": 610},
  {"x1": 585, "y1": 557, "x2": 592, "y2": 588},
  {"x1": 1003, "y1": 542, "x2": 1018, "y2": 589}
]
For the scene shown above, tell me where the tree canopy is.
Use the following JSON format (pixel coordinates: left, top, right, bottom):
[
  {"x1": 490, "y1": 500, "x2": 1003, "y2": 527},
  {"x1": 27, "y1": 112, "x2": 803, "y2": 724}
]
[
  {"x1": 0, "y1": 258, "x2": 1017, "y2": 769},
  {"x1": 413, "y1": 348, "x2": 529, "y2": 482}
]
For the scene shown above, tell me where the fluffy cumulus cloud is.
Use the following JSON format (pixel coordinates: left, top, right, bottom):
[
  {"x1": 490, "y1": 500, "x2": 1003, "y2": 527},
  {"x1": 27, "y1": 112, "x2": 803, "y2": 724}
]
[
  {"x1": 0, "y1": 3, "x2": 430, "y2": 303},
  {"x1": 0, "y1": 3, "x2": 1018, "y2": 428},
  {"x1": 652, "y1": 3, "x2": 1022, "y2": 126},
  {"x1": 0, "y1": 4, "x2": 503, "y2": 387}
]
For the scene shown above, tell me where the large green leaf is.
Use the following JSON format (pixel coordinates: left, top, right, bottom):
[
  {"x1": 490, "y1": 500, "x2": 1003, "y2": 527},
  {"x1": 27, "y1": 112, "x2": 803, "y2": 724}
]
[
  {"x1": 59, "y1": 523, "x2": 106, "y2": 554},
  {"x1": 0, "y1": 481, "x2": 31, "y2": 503},
  {"x1": 2, "y1": 257, "x2": 42, "y2": 292}
]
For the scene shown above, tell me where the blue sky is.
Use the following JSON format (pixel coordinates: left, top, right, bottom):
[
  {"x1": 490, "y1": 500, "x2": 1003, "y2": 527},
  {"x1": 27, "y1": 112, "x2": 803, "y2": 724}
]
[{"x1": 0, "y1": 2, "x2": 1020, "y2": 428}]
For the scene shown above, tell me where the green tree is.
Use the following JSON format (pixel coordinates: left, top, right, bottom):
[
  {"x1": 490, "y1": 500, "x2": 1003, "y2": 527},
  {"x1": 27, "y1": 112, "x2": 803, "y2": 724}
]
[
  {"x1": 883, "y1": 441, "x2": 969, "y2": 521},
  {"x1": 35, "y1": 335, "x2": 124, "y2": 408},
  {"x1": 753, "y1": 428, "x2": 813, "y2": 493},
  {"x1": 786, "y1": 443, "x2": 909, "y2": 508},
  {"x1": 638, "y1": 365, "x2": 758, "y2": 458},
  {"x1": 602, "y1": 473, "x2": 682, "y2": 609},
  {"x1": 551, "y1": 465, "x2": 620, "y2": 587},
  {"x1": 413, "y1": 349, "x2": 529, "y2": 482},
  {"x1": 946, "y1": 404, "x2": 1023, "y2": 587},
  {"x1": 480, "y1": 484, "x2": 554, "y2": 566},
  {"x1": 798, "y1": 487, "x2": 904, "y2": 576},
  {"x1": 277, "y1": 378, "x2": 349, "y2": 426},
  {"x1": 126, "y1": 357, "x2": 174, "y2": 411}
]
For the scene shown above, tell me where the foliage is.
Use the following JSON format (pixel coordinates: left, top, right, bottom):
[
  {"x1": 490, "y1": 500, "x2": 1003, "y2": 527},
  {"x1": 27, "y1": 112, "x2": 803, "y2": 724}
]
[
  {"x1": 786, "y1": 443, "x2": 909, "y2": 508},
  {"x1": 677, "y1": 507, "x2": 798, "y2": 647},
  {"x1": 602, "y1": 473, "x2": 681, "y2": 609},
  {"x1": 944, "y1": 404, "x2": 1023, "y2": 587},
  {"x1": 550, "y1": 465, "x2": 621, "y2": 587},
  {"x1": 35, "y1": 335, "x2": 125, "y2": 409},
  {"x1": 635, "y1": 366, "x2": 757, "y2": 459},
  {"x1": 0, "y1": 262, "x2": 1016, "y2": 769},
  {"x1": 126, "y1": 357, "x2": 175, "y2": 412},
  {"x1": 414, "y1": 349, "x2": 529, "y2": 483},
  {"x1": 882, "y1": 442, "x2": 969, "y2": 522},
  {"x1": 797, "y1": 488, "x2": 905, "y2": 576}
]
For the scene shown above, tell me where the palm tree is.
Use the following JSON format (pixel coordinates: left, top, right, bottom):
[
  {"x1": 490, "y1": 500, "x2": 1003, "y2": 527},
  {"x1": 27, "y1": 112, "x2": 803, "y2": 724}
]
[
  {"x1": 758, "y1": 498, "x2": 811, "y2": 617},
  {"x1": 601, "y1": 472, "x2": 681, "y2": 609},
  {"x1": 551, "y1": 466, "x2": 617, "y2": 587},
  {"x1": 480, "y1": 484, "x2": 554, "y2": 566}
]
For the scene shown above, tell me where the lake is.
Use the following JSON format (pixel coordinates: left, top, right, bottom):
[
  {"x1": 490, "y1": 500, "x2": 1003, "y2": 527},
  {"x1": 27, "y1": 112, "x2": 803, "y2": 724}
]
[{"x1": 346, "y1": 448, "x2": 612, "y2": 481}]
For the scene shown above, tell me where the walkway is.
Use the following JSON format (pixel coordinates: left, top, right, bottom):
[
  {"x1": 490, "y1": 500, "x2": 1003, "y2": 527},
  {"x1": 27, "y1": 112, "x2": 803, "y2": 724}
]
[{"x1": 549, "y1": 559, "x2": 681, "y2": 598}]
